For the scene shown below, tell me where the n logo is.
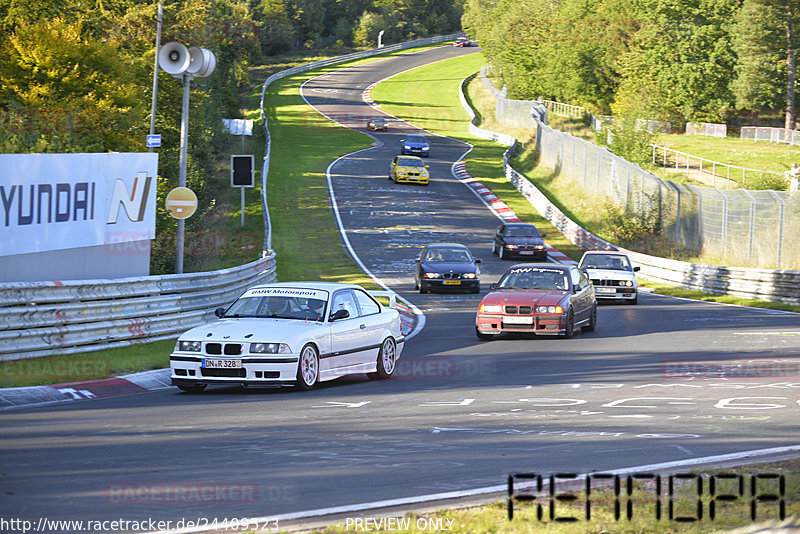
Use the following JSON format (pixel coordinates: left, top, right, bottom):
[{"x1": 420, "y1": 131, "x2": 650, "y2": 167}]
[{"x1": 107, "y1": 172, "x2": 152, "y2": 224}]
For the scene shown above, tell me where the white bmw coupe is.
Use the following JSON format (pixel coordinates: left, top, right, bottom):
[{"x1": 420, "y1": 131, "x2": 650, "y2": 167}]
[{"x1": 170, "y1": 282, "x2": 404, "y2": 392}]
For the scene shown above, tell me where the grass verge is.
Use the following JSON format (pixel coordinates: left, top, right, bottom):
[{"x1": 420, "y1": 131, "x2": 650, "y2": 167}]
[
  {"x1": 316, "y1": 459, "x2": 800, "y2": 533},
  {"x1": 0, "y1": 45, "x2": 438, "y2": 388}
]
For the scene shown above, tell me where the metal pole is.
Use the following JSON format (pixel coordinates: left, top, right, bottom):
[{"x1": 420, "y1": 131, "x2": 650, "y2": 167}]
[
  {"x1": 148, "y1": 2, "x2": 163, "y2": 153},
  {"x1": 241, "y1": 187, "x2": 245, "y2": 227},
  {"x1": 769, "y1": 191, "x2": 785, "y2": 267},
  {"x1": 175, "y1": 73, "x2": 192, "y2": 274}
]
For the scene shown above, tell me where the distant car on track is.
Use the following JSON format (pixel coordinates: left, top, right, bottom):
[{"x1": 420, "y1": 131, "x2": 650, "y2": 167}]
[
  {"x1": 475, "y1": 263, "x2": 596, "y2": 340},
  {"x1": 367, "y1": 117, "x2": 388, "y2": 130},
  {"x1": 414, "y1": 243, "x2": 481, "y2": 294},
  {"x1": 492, "y1": 223, "x2": 548, "y2": 260},
  {"x1": 390, "y1": 155, "x2": 429, "y2": 185},
  {"x1": 453, "y1": 37, "x2": 472, "y2": 47},
  {"x1": 400, "y1": 134, "x2": 430, "y2": 157},
  {"x1": 578, "y1": 251, "x2": 640, "y2": 304},
  {"x1": 170, "y1": 282, "x2": 404, "y2": 392}
]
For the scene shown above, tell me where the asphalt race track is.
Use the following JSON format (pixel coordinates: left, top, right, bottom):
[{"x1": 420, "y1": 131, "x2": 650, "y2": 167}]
[{"x1": 2, "y1": 45, "x2": 800, "y2": 529}]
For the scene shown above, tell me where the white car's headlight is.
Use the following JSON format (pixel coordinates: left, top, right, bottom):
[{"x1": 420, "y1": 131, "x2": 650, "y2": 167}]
[
  {"x1": 178, "y1": 341, "x2": 202, "y2": 352},
  {"x1": 479, "y1": 304, "x2": 502, "y2": 313},
  {"x1": 463, "y1": 273, "x2": 477, "y2": 279},
  {"x1": 250, "y1": 343, "x2": 292, "y2": 354},
  {"x1": 623, "y1": 280, "x2": 633, "y2": 287}
]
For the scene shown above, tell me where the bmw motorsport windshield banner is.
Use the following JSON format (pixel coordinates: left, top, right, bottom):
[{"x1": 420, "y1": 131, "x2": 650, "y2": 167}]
[
  {"x1": 0, "y1": 153, "x2": 158, "y2": 256},
  {"x1": 240, "y1": 287, "x2": 329, "y2": 300}
]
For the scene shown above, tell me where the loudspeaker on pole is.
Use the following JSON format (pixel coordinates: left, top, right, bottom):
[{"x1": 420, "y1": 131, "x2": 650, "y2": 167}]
[
  {"x1": 158, "y1": 41, "x2": 190, "y2": 75},
  {"x1": 187, "y1": 47, "x2": 216, "y2": 78}
]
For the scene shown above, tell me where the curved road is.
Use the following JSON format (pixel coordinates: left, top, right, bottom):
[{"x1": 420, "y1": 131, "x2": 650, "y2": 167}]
[{"x1": 1, "y1": 46, "x2": 799, "y2": 529}]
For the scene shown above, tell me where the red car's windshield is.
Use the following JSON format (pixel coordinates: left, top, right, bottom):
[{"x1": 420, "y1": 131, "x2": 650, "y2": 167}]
[{"x1": 498, "y1": 267, "x2": 568, "y2": 290}]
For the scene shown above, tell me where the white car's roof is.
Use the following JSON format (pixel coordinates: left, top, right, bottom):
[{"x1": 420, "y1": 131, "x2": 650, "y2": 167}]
[{"x1": 245, "y1": 281, "x2": 365, "y2": 293}]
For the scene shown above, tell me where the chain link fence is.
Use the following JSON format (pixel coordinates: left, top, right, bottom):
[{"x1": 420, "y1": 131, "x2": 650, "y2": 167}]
[{"x1": 481, "y1": 69, "x2": 799, "y2": 269}]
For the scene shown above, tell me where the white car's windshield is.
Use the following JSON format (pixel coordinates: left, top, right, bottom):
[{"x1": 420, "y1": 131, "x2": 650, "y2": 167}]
[
  {"x1": 225, "y1": 288, "x2": 328, "y2": 321},
  {"x1": 581, "y1": 254, "x2": 631, "y2": 271}
]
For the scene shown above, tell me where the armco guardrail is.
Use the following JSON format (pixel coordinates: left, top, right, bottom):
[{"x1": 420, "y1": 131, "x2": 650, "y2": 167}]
[
  {"x1": 461, "y1": 72, "x2": 800, "y2": 305},
  {"x1": 0, "y1": 255, "x2": 277, "y2": 360}
]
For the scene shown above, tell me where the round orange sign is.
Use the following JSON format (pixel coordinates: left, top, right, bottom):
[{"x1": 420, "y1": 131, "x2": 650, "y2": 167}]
[{"x1": 165, "y1": 187, "x2": 198, "y2": 219}]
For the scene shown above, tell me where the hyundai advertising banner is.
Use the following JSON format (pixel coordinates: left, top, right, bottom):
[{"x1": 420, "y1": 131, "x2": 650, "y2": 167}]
[{"x1": 0, "y1": 153, "x2": 158, "y2": 256}]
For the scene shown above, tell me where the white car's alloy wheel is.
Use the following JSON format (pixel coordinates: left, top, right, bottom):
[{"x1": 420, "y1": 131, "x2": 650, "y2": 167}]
[
  {"x1": 371, "y1": 337, "x2": 396, "y2": 379},
  {"x1": 296, "y1": 344, "x2": 319, "y2": 390}
]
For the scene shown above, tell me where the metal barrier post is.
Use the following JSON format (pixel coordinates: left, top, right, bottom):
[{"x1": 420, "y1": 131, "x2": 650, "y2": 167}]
[{"x1": 769, "y1": 190, "x2": 786, "y2": 268}]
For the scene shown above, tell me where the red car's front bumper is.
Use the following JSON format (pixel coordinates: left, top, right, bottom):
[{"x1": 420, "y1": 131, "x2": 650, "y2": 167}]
[{"x1": 475, "y1": 313, "x2": 566, "y2": 335}]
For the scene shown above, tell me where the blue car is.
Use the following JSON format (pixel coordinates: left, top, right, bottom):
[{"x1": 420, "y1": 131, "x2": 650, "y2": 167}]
[{"x1": 400, "y1": 134, "x2": 430, "y2": 157}]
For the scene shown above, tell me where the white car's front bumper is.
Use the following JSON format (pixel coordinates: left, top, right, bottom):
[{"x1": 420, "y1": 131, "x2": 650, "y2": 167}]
[{"x1": 170, "y1": 353, "x2": 300, "y2": 388}]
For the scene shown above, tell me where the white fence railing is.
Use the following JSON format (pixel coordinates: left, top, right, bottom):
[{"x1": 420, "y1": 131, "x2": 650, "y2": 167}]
[
  {"x1": 741, "y1": 126, "x2": 800, "y2": 146},
  {"x1": 651, "y1": 144, "x2": 786, "y2": 189},
  {"x1": 463, "y1": 72, "x2": 800, "y2": 303},
  {"x1": 686, "y1": 122, "x2": 727, "y2": 137}
]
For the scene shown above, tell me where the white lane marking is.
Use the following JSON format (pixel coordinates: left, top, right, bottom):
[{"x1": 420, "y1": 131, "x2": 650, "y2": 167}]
[
  {"x1": 602, "y1": 397, "x2": 694, "y2": 408},
  {"x1": 419, "y1": 398, "x2": 475, "y2": 407},
  {"x1": 312, "y1": 401, "x2": 372, "y2": 408},
  {"x1": 714, "y1": 397, "x2": 789, "y2": 410}
]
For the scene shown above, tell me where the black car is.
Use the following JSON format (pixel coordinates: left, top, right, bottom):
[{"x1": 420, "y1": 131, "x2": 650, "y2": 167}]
[
  {"x1": 400, "y1": 134, "x2": 430, "y2": 157},
  {"x1": 492, "y1": 223, "x2": 548, "y2": 260},
  {"x1": 367, "y1": 117, "x2": 388, "y2": 130},
  {"x1": 414, "y1": 243, "x2": 481, "y2": 294}
]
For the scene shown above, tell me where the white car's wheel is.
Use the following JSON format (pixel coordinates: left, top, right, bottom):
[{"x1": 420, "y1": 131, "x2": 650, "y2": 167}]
[
  {"x1": 295, "y1": 344, "x2": 319, "y2": 390},
  {"x1": 375, "y1": 337, "x2": 396, "y2": 379},
  {"x1": 369, "y1": 337, "x2": 397, "y2": 380}
]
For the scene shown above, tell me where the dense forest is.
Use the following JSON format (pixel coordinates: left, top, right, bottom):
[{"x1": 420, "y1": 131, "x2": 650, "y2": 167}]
[{"x1": 463, "y1": 0, "x2": 800, "y2": 127}]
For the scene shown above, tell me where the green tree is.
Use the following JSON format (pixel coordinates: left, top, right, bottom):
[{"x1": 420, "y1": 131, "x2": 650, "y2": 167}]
[
  {"x1": 732, "y1": 0, "x2": 800, "y2": 128},
  {"x1": 0, "y1": 17, "x2": 141, "y2": 153}
]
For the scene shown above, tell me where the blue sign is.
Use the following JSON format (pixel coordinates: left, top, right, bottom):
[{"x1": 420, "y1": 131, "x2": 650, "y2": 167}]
[{"x1": 146, "y1": 134, "x2": 162, "y2": 148}]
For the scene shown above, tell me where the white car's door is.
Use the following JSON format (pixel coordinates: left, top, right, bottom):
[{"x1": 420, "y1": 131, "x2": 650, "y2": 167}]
[
  {"x1": 352, "y1": 289, "x2": 387, "y2": 363},
  {"x1": 326, "y1": 289, "x2": 371, "y2": 377}
]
